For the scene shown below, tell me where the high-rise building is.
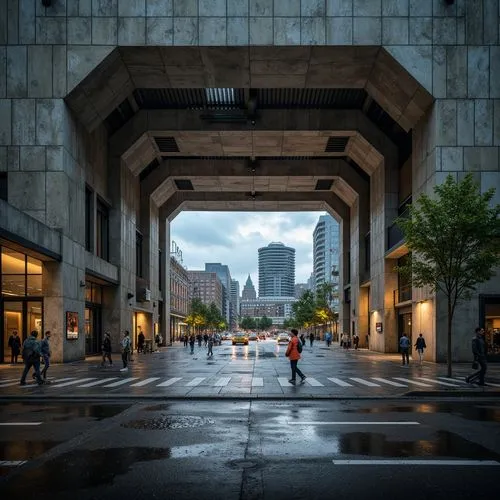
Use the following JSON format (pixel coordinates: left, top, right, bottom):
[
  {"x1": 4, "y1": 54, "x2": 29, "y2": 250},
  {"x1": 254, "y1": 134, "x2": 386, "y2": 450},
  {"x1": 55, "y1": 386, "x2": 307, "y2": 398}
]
[
  {"x1": 230, "y1": 279, "x2": 240, "y2": 330},
  {"x1": 258, "y1": 242, "x2": 295, "y2": 297},
  {"x1": 205, "y1": 263, "x2": 231, "y2": 324},
  {"x1": 241, "y1": 275, "x2": 257, "y2": 300},
  {"x1": 313, "y1": 215, "x2": 340, "y2": 310},
  {"x1": 187, "y1": 271, "x2": 223, "y2": 314},
  {"x1": 294, "y1": 283, "x2": 309, "y2": 299},
  {"x1": 240, "y1": 296, "x2": 297, "y2": 326}
]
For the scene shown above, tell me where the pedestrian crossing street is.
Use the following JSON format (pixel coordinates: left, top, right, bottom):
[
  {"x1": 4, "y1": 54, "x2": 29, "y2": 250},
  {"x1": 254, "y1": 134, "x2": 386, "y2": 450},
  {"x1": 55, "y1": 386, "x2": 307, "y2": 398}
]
[{"x1": 1, "y1": 375, "x2": 498, "y2": 391}]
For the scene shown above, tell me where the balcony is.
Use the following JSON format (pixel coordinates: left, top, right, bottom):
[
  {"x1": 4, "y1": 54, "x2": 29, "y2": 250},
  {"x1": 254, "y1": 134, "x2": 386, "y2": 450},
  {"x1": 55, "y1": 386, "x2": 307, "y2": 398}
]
[{"x1": 394, "y1": 284, "x2": 412, "y2": 306}]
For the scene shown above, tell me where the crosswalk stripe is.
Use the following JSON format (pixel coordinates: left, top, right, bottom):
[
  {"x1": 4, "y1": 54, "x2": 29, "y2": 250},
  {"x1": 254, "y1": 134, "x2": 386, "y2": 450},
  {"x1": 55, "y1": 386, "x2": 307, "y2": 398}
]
[
  {"x1": 252, "y1": 377, "x2": 263, "y2": 387},
  {"x1": 186, "y1": 377, "x2": 205, "y2": 387},
  {"x1": 130, "y1": 377, "x2": 161, "y2": 387},
  {"x1": 51, "y1": 378, "x2": 95, "y2": 388},
  {"x1": 371, "y1": 377, "x2": 407, "y2": 387},
  {"x1": 350, "y1": 378, "x2": 380, "y2": 387},
  {"x1": 102, "y1": 377, "x2": 138, "y2": 388},
  {"x1": 0, "y1": 460, "x2": 27, "y2": 467},
  {"x1": 214, "y1": 377, "x2": 231, "y2": 386},
  {"x1": 78, "y1": 378, "x2": 118, "y2": 388},
  {"x1": 0, "y1": 378, "x2": 18, "y2": 383},
  {"x1": 156, "y1": 377, "x2": 182, "y2": 387},
  {"x1": 485, "y1": 382, "x2": 500, "y2": 388},
  {"x1": 419, "y1": 377, "x2": 461, "y2": 387},
  {"x1": 278, "y1": 377, "x2": 292, "y2": 387},
  {"x1": 0, "y1": 382, "x2": 22, "y2": 388},
  {"x1": 305, "y1": 377, "x2": 324, "y2": 387},
  {"x1": 328, "y1": 377, "x2": 353, "y2": 387},
  {"x1": 439, "y1": 377, "x2": 467, "y2": 384},
  {"x1": 393, "y1": 377, "x2": 433, "y2": 387}
]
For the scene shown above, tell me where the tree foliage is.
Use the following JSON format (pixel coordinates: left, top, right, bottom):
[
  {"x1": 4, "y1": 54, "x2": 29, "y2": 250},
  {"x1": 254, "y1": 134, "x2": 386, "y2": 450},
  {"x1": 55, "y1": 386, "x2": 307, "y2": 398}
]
[
  {"x1": 240, "y1": 316, "x2": 256, "y2": 330},
  {"x1": 396, "y1": 173, "x2": 500, "y2": 376},
  {"x1": 185, "y1": 298, "x2": 225, "y2": 332},
  {"x1": 257, "y1": 315, "x2": 273, "y2": 330}
]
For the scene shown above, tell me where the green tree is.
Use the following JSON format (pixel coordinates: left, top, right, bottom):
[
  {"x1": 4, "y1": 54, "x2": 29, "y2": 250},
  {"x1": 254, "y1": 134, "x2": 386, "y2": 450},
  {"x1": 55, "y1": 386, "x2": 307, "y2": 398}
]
[
  {"x1": 292, "y1": 290, "x2": 316, "y2": 328},
  {"x1": 396, "y1": 174, "x2": 500, "y2": 377},
  {"x1": 206, "y1": 302, "x2": 222, "y2": 333},
  {"x1": 258, "y1": 315, "x2": 273, "y2": 331},
  {"x1": 240, "y1": 316, "x2": 256, "y2": 330},
  {"x1": 185, "y1": 298, "x2": 207, "y2": 332}
]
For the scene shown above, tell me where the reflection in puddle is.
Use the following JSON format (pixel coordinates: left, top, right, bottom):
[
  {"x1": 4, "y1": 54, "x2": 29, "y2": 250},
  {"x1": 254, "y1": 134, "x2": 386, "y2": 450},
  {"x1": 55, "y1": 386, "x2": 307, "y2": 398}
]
[{"x1": 0, "y1": 441, "x2": 61, "y2": 461}]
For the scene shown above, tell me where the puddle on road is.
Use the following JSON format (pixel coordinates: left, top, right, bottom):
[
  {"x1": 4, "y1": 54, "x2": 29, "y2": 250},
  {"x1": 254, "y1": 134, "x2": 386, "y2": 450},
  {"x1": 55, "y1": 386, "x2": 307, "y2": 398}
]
[
  {"x1": 0, "y1": 447, "x2": 173, "y2": 494},
  {"x1": 341, "y1": 404, "x2": 500, "y2": 422},
  {"x1": 122, "y1": 415, "x2": 215, "y2": 430},
  {"x1": 0, "y1": 440, "x2": 62, "y2": 461},
  {"x1": 328, "y1": 431, "x2": 500, "y2": 461}
]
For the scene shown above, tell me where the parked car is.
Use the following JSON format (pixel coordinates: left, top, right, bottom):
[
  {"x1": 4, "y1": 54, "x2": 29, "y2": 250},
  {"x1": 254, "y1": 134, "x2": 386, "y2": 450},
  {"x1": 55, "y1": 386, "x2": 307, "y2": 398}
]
[{"x1": 232, "y1": 332, "x2": 249, "y2": 345}]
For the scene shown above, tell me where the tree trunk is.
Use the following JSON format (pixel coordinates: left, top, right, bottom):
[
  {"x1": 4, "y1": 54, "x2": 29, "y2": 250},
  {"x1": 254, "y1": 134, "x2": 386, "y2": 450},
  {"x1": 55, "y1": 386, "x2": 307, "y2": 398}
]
[{"x1": 447, "y1": 298, "x2": 453, "y2": 378}]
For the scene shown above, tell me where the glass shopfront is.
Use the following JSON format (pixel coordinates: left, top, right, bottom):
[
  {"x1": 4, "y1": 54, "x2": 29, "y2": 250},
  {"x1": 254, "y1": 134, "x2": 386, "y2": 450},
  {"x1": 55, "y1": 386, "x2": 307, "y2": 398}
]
[
  {"x1": 1, "y1": 246, "x2": 43, "y2": 362},
  {"x1": 85, "y1": 281, "x2": 103, "y2": 355}
]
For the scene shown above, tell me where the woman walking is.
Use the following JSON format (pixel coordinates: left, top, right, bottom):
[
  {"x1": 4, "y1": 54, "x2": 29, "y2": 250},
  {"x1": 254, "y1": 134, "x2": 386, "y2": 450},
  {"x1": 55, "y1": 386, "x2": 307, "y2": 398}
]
[{"x1": 286, "y1": 329, "x2": 307, "y2": 385}]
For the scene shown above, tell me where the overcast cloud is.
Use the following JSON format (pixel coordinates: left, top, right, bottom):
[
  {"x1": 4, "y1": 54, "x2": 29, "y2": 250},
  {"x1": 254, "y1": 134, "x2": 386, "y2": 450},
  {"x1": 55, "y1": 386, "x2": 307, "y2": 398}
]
[{"x1": 170, "y1": 212, "x2": 325, "y2": 292}]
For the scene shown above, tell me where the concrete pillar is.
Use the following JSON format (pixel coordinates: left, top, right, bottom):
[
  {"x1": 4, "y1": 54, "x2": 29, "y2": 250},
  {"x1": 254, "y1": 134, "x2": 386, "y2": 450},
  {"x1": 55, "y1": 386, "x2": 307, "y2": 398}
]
[{"x1": 159, "y1": 217, "x2": 171, "y2": 345}]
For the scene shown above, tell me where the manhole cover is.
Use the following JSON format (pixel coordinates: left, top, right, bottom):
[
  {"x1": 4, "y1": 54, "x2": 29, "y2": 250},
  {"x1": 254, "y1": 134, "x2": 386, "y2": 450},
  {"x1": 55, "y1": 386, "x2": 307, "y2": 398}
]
[{"x1": 122, "y1": 415, "x2": 215, "y2": 430}]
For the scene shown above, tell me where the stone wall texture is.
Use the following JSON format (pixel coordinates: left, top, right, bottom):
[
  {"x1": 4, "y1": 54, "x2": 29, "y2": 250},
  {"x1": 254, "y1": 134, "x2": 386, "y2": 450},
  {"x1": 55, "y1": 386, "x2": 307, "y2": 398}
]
[{"x1": 0, "y1": 0, "x2": 499, "y2": 361}]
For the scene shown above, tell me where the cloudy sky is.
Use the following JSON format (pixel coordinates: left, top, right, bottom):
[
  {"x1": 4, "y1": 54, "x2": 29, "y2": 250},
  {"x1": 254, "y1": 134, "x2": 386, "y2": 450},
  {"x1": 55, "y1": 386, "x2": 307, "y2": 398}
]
[{"x1": 170, "y1": 211, "x2": 326, "y2": 290}]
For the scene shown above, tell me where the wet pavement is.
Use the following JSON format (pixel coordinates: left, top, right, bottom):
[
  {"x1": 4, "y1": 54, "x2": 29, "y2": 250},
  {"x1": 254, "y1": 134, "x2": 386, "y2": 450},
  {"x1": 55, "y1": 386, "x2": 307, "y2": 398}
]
[
  {"x1": 0, "y1": 400, "x2": 499, "y2": 499},
  {"x1": 1, "y1": 342, "x2": 499, "y2": 400}
]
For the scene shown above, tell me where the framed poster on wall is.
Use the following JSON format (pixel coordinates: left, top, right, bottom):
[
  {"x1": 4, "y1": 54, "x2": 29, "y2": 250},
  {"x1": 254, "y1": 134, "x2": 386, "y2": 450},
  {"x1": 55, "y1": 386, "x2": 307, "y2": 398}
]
[
  {"x1": 66, "y1": 311, "x2": 79, "y2": 340},
  {"x1": 376, "y1": 322, "x2": 383, "y2": 333}
]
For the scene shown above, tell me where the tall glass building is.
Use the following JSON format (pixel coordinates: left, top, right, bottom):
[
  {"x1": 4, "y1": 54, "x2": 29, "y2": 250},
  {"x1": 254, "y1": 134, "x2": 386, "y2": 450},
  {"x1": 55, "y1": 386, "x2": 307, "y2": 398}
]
[
  {"x1": 313, "y1": 215, "x2": 340, "y2": 310},
  {"x1": 258, "y1": 243, "x2": 295, "y2": 298}
]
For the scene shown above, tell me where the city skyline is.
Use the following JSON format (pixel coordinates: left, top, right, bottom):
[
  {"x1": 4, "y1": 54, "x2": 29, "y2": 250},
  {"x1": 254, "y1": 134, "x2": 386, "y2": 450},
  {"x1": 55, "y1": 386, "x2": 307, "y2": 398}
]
[{"x1": 170, "y1": 211, "x2": 326, "y2": 290}]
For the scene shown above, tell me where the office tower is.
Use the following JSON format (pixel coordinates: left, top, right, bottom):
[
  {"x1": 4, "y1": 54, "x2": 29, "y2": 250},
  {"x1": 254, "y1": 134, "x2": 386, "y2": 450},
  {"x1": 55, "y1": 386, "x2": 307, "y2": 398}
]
[
  {"x1": 242, "y1": 275, "x2": 257, "y2": 300},
  {"x1": 187, "y1": 271, "x2": 223, "y2": 313},
  {"x1": 230, "y1": 279, "x2": 240, "y2": 330},
  {"x1": 258, "y1": 242, "x2": 295, "y2": 297},
  {"x1": 205, "y1": 263, "x2": 231, "y2": 323}
]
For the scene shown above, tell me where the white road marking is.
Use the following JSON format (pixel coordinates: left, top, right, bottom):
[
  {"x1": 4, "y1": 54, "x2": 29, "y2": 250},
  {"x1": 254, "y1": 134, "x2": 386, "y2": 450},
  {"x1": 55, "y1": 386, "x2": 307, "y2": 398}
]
[
  {"x1": 0, "y1": 460, "x2": 27, "y2": 466},
  {"x1": 102, "y1": 377, "x2": 138, "y2": 387},
  {"x1": 0, "y1": 378, "x2": 18, "y2": 383},
  {"x1": 252, "y1": 377, "x2": 263, "y2": 387},
  {"x1": 289, "y1": 421, "x2": 420, "y2": 426},
  {"x1": 332, "y1": 460, "x2": 499, "y2": 466},
  {"x1": 371, "y1": 377, "x2": 407, "y2": 387},
  {"x1": 186, "y1": 377, "x2": 205, "y2": 387},
  {"x1": 130, "y1": 377, "x2": 161, "y2": 387},
  {"x1": 439, "y1": 377, "x2": 467, "y2": 384},
  {"x1": 419, "y1": 377, "x2": 461, "y2": 387},
  {"x1": 78, "y1": 378, "x2": 118, "y2": 388},
  {"x1": 328, "y1": 377, "x2": 353, "y2": 387},
  {"x1": 393, "y1": 377, "x2": 433, "y2": 387},
  {"x1": 350, "y1": 378, "x2": 380, "y2": 387},
  {"x1": 483, "y1": 381, "x2": 500, "y2": 387},
  {"x1": 156, "y1": 377, "x2": 182, "y2": 387},
  {"x1": 0, "y1": 422, "x2": 42, "y2": 426},
  {"x1": 214, "y1": 377, "x2": 231, "y2": 386},
  {"x1": 51, "y1": 378, "x2": 96, "y2": 388},
  {"x1": 305, "y1": 377, "x2": 324, "y2": 387},
  {"x1": 0, "y1": 382, "x2": 22, "y2": 388}
]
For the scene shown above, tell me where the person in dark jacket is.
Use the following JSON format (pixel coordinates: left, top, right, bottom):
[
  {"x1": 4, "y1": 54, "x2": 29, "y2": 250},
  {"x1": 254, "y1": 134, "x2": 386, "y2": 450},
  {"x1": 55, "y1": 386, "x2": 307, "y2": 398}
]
[
  {"x1": 40, "y1": 331, "x2": 51, "y2": 381},
  {"x1": 101, "y1": 332, "x2": 113, "y2": 367},
  {"x1": 20, "y1": 330, "x2": 43, "y2": 386},
  {"x1": 466, "y1": 327, "x2": 488, "y2": 386},
  {"x1": 137, "y1": 329, "x2": 145, "y2": 353},
  {"x1": 189, "y1": 334, "x2": 196, "y2": 354},
  {"x1": 309, "y1": 332, "x2": 315, "y2": 347},
  {"x1": 414, "y1": 334, "x2": 427, "y2": 365},
  {"x1": 8, "y1": 330, "x2": 21, "y2": 364}
]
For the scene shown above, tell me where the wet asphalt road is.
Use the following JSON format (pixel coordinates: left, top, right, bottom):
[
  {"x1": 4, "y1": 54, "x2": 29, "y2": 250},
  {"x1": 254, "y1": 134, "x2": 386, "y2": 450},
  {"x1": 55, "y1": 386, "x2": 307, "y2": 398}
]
[{"x1": 0, "y1": 400, "x2": 499, "y2": 500}]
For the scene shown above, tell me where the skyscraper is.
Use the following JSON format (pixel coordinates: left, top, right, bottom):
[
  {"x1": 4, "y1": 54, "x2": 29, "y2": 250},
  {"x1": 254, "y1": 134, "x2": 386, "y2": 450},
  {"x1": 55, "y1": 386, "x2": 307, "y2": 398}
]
[
  {"x1": 241, "y1": 275, "x2": 257, "y2": 300},
  {"x1": 230, "y1": 279, "x2": 240, "y2": 330},
  {"x1": 313, "y1": 215, "x2": 340, "y2": 309},
  {"x1": 205, "y1": 263, "x2": 231, "y2": 324},
  {"x1": 258, "y1": 242, "x2": 295, "y2": 297}
]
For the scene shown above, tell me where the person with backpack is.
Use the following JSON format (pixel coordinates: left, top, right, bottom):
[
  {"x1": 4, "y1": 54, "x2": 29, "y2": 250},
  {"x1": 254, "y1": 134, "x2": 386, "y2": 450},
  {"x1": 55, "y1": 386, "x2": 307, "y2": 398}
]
[
  {"x1": 101, "y1": 332, "x2": 113, "y2": 367},
  {"x1": 400, "y1": 333, "x2": 410, "y2": 366},
  {"x1": 39, "y1": 331, "x2": 52, "y2": 381},
  {"x1": 285, "y1": 329, "x2": 306, "y2": 385},
  {"x1": 20, "y1": 330, "x2": 43, "y2": 386},
  {"x1": 414, "y1": 333, "x2": 427, "y2": 365},
  {"x1": 120, "y1": 331, "x2": 131, "y2": 371}
]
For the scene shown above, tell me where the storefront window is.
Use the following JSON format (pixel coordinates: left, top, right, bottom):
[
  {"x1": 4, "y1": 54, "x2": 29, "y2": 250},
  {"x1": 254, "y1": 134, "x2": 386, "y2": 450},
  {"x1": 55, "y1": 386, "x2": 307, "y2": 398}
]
[{"x1": 1, "y1": 247, "x2": 42, "y2": 297}]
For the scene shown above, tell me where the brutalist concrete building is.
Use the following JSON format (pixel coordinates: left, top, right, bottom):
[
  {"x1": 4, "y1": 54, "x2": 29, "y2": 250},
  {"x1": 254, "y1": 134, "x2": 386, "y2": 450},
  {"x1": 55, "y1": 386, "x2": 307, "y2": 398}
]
[{"x1": 0, "y1": 1, "x2": 499, "y2": 363}]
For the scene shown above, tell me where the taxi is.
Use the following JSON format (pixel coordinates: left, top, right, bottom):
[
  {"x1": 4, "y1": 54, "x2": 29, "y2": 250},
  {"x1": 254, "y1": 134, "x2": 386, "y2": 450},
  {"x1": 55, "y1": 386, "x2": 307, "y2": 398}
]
[{"x1": 232, "y1": 332, "x2": 249, "y2": 345}]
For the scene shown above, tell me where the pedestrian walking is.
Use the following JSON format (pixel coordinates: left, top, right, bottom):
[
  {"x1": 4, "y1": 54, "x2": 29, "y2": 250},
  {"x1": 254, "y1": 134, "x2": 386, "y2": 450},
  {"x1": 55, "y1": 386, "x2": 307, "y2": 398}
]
[
  {"x1": 309, "y1": 332, "x2": 314, "y2": 348},
  {"x1": 137, "y1": 328, "x2": 145, "y2": 353},
  {"x1": 189, "y1": 334, "x2": 196, "y2": 354},
  {"x1": 414, "y1": 334, "x2": 426, "y2": 365},
  {"x1": 353, "y1": 334, "x2": 359, "y2": 350},
  {"x1": 207, "y1": 334, "x2": 214, "y2": 357},
  {"x1": 101, "y1": 332, "x2": 113, "y2": 367},
  {"x1": 20, "y1": 330, "x2": 43, "y2": 386},
  {"x1": 183, "y1": 334, "x2": 188, "y2": 347},
  {"x1": 286, "y1": 329, "x2": 307, "y2": 385},
  {"x1": 340, "y1": 333, "x2": 344, "y2": 348},
  {"x1": 120, "y1": 331, "x2": 131, "y2": 371},
  {"x1": 299, "y1": 333, "x2": 306, "y2": 347},
  {"x1": 400, "y1": 333, "x2": 410, "y2": 366},
  {"x1": 197, "y1": 334, "x2": 202, "y2": 347},
  {"x1": 466, "y1": 327, "x2": 488, "y2": 386},
  {"x1": 325, "y1": 331, "x2": 332, "y2": 347},
  {"x1": 8, "y1": 330, "x2": 21, "y2": 365},
  {"x1": 40, "y1": 331, "x2": 51, "y2": 381},
  {"x1": 203, "y1": 333, "x2": 208, "y2": 347}
]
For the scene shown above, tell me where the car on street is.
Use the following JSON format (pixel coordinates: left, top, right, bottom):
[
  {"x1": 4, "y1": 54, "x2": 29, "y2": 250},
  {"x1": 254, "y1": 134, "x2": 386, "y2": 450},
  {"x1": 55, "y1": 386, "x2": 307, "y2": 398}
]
[
  {"x1": 258, "y1": 333, "x2": 266, "y2": 340},
  {"x1": 221, "y1": 332, "x2": 232, "y2": 340},
  {"x1": 248, "y1": 332, "x2": 259, "y2": 342},
  {"x1": 276, "y1": 333, "x2": 290, "y2": 344},
  {"x1": 232, "y1": 332, "x2": 249, "y2": 345}
]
